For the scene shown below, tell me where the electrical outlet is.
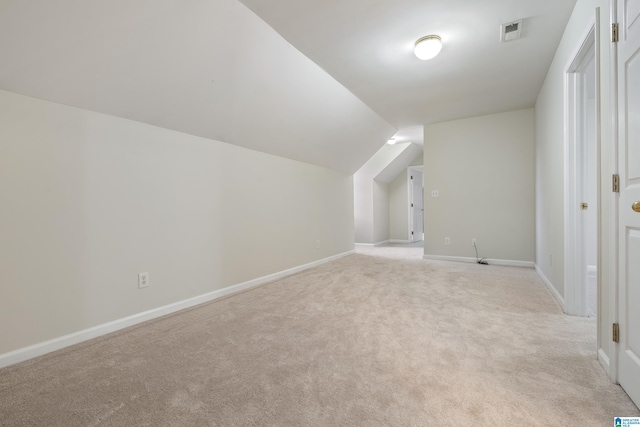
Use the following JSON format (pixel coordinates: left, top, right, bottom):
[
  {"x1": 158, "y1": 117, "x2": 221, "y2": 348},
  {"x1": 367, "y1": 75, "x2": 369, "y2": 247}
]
[
  {"x1": 431, "y1": 190, "x2": 439, "y2": 198},
  {"x1": 445, "y1": 237, "x2": 451, "y2": 245},
  {"x1": 472, "y1": 238, "x2": 477, "y2": 246},
  {"x1": 138, "y1": 272, "x2": 150, "y2": 289},
  {"x1": 316, "y1": 240, "x2": 320, "y2": 249}
]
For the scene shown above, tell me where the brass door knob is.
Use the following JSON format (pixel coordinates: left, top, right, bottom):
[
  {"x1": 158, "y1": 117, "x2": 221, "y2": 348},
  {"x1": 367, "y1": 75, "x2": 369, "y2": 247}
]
[
  {"x1": 581, "y1": 202, "x2": 588, "y2": 210},
  {"x1": 633, "y1": 201, "x2": 640, "y2": 213}
]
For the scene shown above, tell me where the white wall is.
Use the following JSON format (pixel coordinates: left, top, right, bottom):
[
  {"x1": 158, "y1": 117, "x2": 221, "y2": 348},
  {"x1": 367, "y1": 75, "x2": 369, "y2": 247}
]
[
  {"x1": 0, "y1": 89, "x2": 354, "y2": 356},
  {"x1": 353, "y1": 174, "x2": 373, "y2": 244},
  {"x1": 389, "y1": 171, "x2": 409, "y2": 241},
  {"x1": 373, "y1": 181, "x2": 390, "y2": 244},
  {"x1": 423, "y1": 109, "x2": 535, "y2": 263},
  {"x1": 535, "y1": 0, "x2": 613, "y2": 372}
]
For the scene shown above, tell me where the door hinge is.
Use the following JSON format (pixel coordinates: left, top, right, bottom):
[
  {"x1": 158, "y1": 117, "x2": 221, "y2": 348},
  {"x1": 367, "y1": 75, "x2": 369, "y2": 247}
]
[
  {"x1": 612, "y1": 23, "x2": 619, "y2": 43},
  {"x1": 411, "y1": 176, "x2": 413, "y2": 180},
  {"x1": 411, "y1": 231, "x2": 414, "y2": 235},
  {"x1": 411, "y1": 203, "x2": 414, "y2": 207},
  {"x1": 613, "y1": 174, "x2": 620, "y2": 193},
  {"x1": 613, "y1": 323, "x2": 620, "y2": 343}
]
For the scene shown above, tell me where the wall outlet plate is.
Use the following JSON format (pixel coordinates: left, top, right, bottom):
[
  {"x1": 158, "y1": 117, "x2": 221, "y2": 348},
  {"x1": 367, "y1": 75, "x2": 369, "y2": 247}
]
[{"x1": 138, "y1": 272, "x2": 150, "y2": 289}]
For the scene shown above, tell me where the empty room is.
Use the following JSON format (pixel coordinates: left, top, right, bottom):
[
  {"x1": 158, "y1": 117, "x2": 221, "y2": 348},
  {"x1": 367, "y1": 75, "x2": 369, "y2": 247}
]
[{"x1": 1, "y1": 0, "x2": 639, "y2": 425}]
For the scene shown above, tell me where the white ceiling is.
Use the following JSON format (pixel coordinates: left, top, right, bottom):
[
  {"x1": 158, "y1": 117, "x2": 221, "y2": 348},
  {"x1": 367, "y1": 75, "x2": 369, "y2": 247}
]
[
  {"x1": 239, "y1": 0, "x2": 577, "y2": 128},
  {"x1": 0, "y1": 0, "x2": 576, "y2": 172}
]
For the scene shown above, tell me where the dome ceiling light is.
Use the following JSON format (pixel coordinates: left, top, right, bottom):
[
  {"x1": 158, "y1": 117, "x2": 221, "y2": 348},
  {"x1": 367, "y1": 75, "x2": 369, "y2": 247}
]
[{"x1": 414, "y1": 35, "x2": 442, "y2": 60}]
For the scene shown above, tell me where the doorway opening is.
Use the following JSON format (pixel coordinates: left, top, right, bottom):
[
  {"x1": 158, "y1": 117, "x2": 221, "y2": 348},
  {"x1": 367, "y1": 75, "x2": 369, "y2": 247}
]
[{"x1": 564, "y1": 24, "x2": 598, "y2": 317}]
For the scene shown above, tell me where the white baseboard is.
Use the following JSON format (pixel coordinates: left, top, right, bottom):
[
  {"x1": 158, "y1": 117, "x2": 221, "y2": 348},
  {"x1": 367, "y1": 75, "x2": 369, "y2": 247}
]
[
  {"x1": 355, "y1": 240, "x2": 390, "y2": 247},
  {"x1": 389, "y1": 239, "x2": 412, "y2": 244},
  {"x1": 534, "y1": 264, "x2": 565, "y2": 311},
  {"x1": 423, "y1": 254, "x2": 534, "y2": 268},
  {"x1": 0, "y1": 250, "x2": 354, "y2": 369}
]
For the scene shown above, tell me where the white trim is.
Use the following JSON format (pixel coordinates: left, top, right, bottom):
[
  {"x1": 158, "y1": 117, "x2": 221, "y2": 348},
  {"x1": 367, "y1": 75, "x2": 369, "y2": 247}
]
[
  {"x1": 423, "y1": 254, "x2": 534, "y2": 268},
  {"x1": 598, "y1": 348, "x2": 611, "y2": 375},
  {"x1": 355, "y1": 240, "x2": 391, "y2": 247},
  {"x1": 593, "y1": 4, "x2": 605, "y2": 374},
  {"x1": 564, "y1": 20, "x2": 598, "y2": 317},
  {"x1": 0, "y1": 250, "x2": 354, "y2": 369},
  {"x1": 389, "y1": 239, "x2": 412, "y2": 244},
  {"x1": 535, "y1": 264, "x2": 566, "y2": 311}
]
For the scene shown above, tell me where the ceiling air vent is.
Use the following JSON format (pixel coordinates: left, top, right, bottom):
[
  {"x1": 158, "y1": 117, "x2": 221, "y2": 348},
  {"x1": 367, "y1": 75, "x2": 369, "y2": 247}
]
[{"x1": 500, "y1": 19, "x2": 523, "y2": 43}]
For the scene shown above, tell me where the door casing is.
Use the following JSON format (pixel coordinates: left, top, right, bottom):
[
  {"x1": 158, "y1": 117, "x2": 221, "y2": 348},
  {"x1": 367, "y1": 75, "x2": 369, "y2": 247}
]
[{"x1": 564, "y1": 19, "x2": 600, "y2": 318}]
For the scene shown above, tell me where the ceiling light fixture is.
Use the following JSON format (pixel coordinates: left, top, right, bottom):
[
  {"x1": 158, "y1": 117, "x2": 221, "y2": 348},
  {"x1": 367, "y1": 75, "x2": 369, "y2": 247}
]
[
  {"x1": 414, "y1": 35, "x2": 442, "y2": 60},
  {"x1": 387, "y1": 138, "x2": 396, "y2": 145}
]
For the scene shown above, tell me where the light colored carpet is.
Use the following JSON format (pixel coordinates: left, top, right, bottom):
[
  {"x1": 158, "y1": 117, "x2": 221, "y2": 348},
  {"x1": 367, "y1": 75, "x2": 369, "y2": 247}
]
[{"x1": 1, "y1": 246, "x2": 638, "y2": 426}]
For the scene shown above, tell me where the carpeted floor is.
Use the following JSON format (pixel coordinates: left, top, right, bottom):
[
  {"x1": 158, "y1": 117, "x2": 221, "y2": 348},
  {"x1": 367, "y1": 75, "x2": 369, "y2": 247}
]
[{"x1": 1, "y1": 246, "x2": 638, "y2": 426}]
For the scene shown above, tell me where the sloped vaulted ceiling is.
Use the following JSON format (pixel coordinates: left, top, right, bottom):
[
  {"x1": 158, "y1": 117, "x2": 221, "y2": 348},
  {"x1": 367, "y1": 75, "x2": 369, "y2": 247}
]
[
  {"x1": 239, "y1": 0, "x2": 577, "y2": 128},
  {"x1": 0, "y1": 0, "x2": 578, "y2": 173},
  {"x1": 0, "y1": 0, "x2": 396, "y2": 174}
]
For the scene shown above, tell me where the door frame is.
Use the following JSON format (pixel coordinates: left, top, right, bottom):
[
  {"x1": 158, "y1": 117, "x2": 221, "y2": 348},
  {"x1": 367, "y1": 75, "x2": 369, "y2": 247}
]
[{"x1": 564, "y1": 17, "x2": 601, "y2": 317}]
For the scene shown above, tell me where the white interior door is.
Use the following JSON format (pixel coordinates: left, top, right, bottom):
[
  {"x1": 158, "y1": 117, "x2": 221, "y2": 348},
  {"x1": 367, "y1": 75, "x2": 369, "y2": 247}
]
[{"x1": 617, "y1": 0, "x2": 640, "y2": 407}]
